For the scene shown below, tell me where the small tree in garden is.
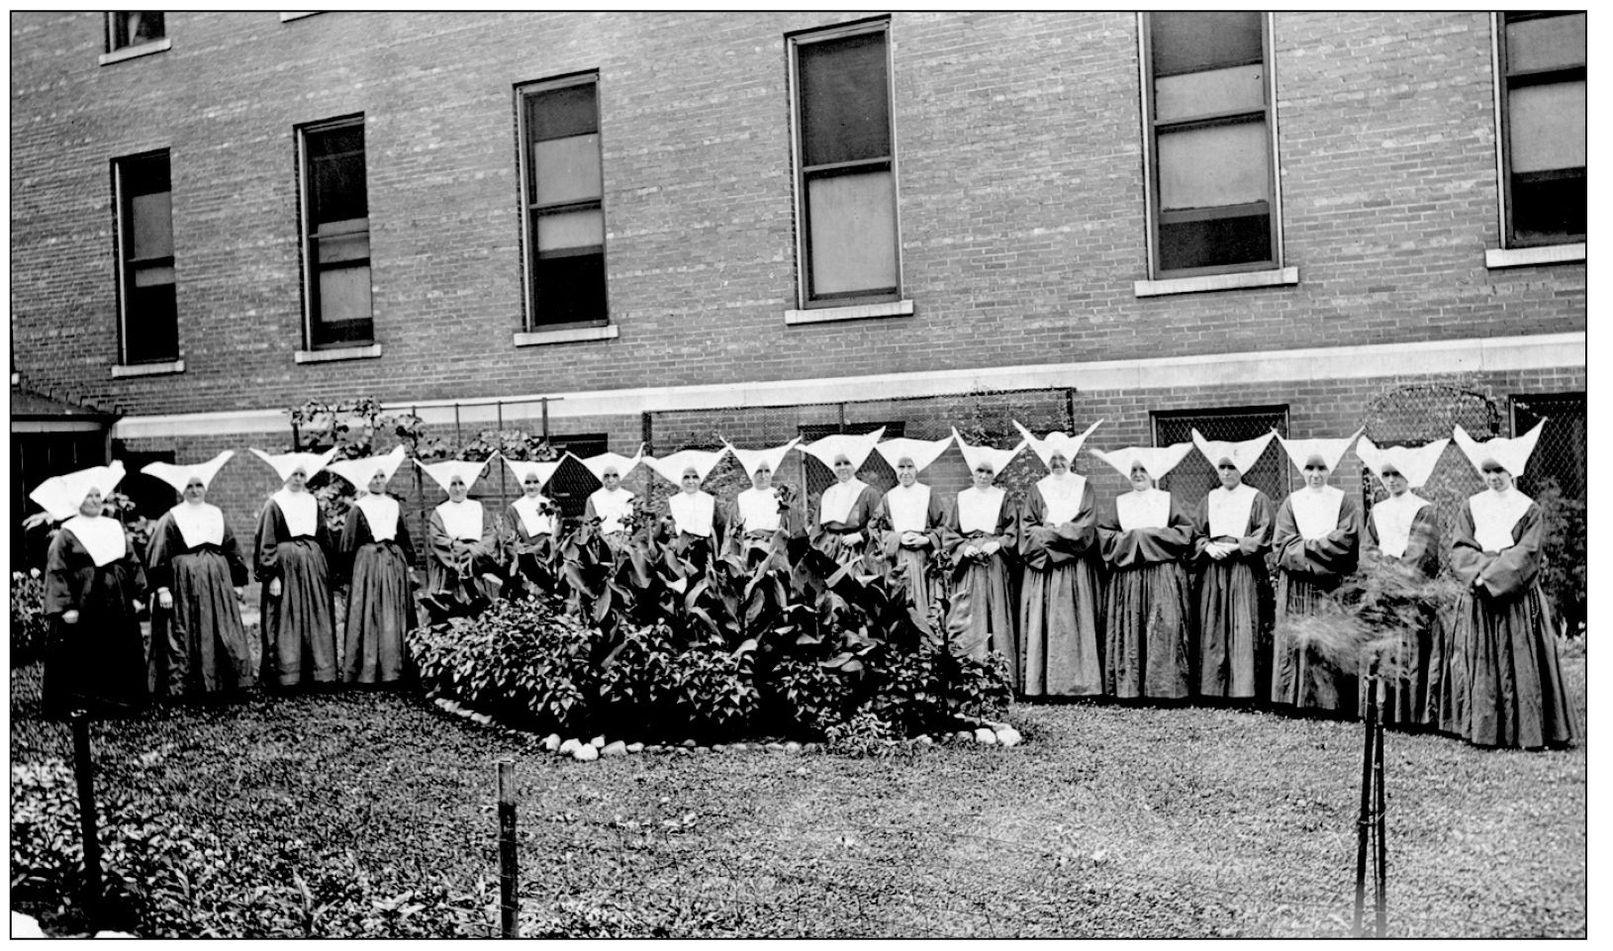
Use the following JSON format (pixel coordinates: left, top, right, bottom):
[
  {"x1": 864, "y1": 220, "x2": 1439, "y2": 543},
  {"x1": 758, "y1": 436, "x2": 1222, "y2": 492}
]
[{"x1": 1533, "y1": 478, "x2": 1586, "y2": 640}]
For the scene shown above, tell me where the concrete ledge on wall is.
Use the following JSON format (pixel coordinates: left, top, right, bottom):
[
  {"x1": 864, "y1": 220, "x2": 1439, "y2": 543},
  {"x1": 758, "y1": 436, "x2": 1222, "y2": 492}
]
[
  {"x1": 111, "y1": 359, "x2": 185, "y2": 378},
  {"x1": 513, "y1": 325, "x2": 619, "y2": 347},
  {"x1": 1485, "y1": 243, "x2": 1585, "y2": 270},
  {"x1": 294, "y1": 344, "x2": 382, "y2": 364},
  {"x1": 98, "y1": 38, "x2": 171, "y2": 66},
  {"x1": 1133, "y1": 267, "x2": 1300, "y2": 298},
  {"x1": 785, "y1": 300, "x2": 915, "y2": 326}
]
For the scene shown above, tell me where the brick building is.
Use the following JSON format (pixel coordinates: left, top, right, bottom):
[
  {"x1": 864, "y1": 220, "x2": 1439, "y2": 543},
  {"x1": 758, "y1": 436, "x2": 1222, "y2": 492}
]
[{"x1": 8, "y1": 11, "x2": 1586, "y2": 554}]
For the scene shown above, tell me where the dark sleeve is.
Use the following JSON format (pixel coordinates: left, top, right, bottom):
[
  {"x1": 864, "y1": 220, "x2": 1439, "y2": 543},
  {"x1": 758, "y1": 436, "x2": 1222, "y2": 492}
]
[
  {"x1": 220, "y1": 520, "x2": 250, "y2": 587},
  {"x1": 394, "y1": 502, "x2": 417, "y2": 567},
  {"x1": 1045, "y1": 483, "x2": 1099, "y2": 558},
  {"x1": 1106, "y1": 505, "x2": 1195, "y2": 569},
  {"x1": 1272, "y1": 496, "x2": 1303, "y2": 569},
  {"x1": 144, "y1": 513, "x2": 179, "y2": 591},
  {"x1": 855, "y1": 486, "x2": 882, "y2": 533},
  {"x1": 315, "y1": 502, "x2": 336, "y2": 558},
  {"x1": 43, "y1": 529, "x2": 81, "y2": 615},
  {"x1": 1447, "y1": 501, "x2": 1495, "y2": 588},
  {"x1": 923, "y1": 492, "x2": 948, "y2": 551},
  {"x1": 1363, "y1": 507, "x2": 1382, "y2": 559},
  {"x1": 1300, "y1": 495, "x2": 1360, "y2": 576},
  {"x1": 1235, "y1": 491, "x2": 1276, "y2": 561},
  {"x1": 1475, "y1": 503, "x2": 1544, "y2": 599},
  {"x1": 337, "y1": 507, "x2": 371, "y2": 586},
  {"x1": 120, "y1": 528, "x2": 148, "y2": 599},
  {"x1": 1191, "y1": 495, "x2": 1214, "y2": 561},
  {"x1": 1402, "y1": 503, "x2": 1440, "y2": 578},
  {"x1": 254, "y1": 503, "x2": 284, "y2": 582}
]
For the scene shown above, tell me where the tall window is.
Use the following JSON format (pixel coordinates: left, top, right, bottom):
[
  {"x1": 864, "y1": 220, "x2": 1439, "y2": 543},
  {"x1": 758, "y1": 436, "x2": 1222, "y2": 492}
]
[
  {"x1": 1497, "y1": 13, "x2": 1585, "y2": 247},
  {"x1": 518, "y1": 75, "x2": 607, "y2": 328},
  {"x1": 114, "y1": 151, "x2": 178, "y2": 364},
  {"x1": 789, "y1": 20, "x2": 901, "y2": 307},
  {"x1": 299, "y1": 117, "x2": 373, "y2": 348},
  {"x1": 107, "y1": 12, "x2": 165, "y2": 52},
  {"x1": 1142, "y1": 12, "x2": 1278, "y2": 276}
]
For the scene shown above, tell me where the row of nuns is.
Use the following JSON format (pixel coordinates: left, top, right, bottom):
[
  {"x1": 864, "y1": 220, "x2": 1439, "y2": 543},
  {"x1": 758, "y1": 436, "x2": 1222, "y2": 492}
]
[{"x1": 28, "y1": 417, "x2": 1574, "y2": 750}]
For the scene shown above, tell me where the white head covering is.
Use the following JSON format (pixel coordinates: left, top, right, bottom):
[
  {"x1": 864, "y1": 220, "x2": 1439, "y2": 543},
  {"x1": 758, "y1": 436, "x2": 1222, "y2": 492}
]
[
  {"x1": 1453, "y1": 422, "x2": 1545, "y2": 478},
  {"x1": 645, "y1": 448, "x2": 728, "y2": 486},
  {"x1": 873, "y1": 435, "x2": 953, "y2": 473},
  {"x1": 1012, "y1": 419, "x2": 1103, "y2": 469},
  {"x1": 951, "y1": 429, "x2": 1025, "y2": 475},
  {"x1": 504, "y1": 455, "x2": 564, "y2": 490},
  {"x1": 141, "y1": 451, "x2": 234, "y2": 495},
  {"x1": 726, "y1": 438, "x2": 799, "y2": 480},
  {"x1": 1355, "y1": 436, "x2": 1450, "y2": 490},
  {"x1": 326, "y1": 446, "x2": 408, "y2": 492},
  {"x1": 1277, "y1": 429, "x2": 1362, "y2": 473},
  {"x1": 29, "y1": 462, "x2": 127, "y2": 522},
  {"x1": 1091, "y1": 443, "x2": 1194, "y2": 482},
  {"x1": 249, "y1": 447, "x2": 337, "y2": 483},
  {"x1": 581, "y1": 445, "x2": 644, "y2": 481},
  {"x1": 1191, "y1": 430, "x2": 1274, "y2": 474},
  {"x1": 803, "y1": 427, "x2": 885, "y2": 470},
  {"x1": 417, "y1": 458, "x2": 490, "y2": 493}
]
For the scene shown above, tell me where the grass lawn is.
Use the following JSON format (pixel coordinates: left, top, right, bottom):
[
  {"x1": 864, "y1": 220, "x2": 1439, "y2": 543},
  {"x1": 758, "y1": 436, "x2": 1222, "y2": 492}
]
[{"x1": 9, "y1": 644, "x2": 1586, "y2": 938}]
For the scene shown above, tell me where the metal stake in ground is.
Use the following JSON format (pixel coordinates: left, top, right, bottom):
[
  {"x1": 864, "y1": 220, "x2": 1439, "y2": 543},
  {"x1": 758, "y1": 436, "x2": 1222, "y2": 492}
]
[
  {"x1": 1353, "y1": 672, "x2": 1378, "y2": 936},
  {"x1": 71, "y1": 709, "x2": 103, "y2": 929},
  {"x1": 497, "y1": 758, "x2": 519, "y2": 938}
]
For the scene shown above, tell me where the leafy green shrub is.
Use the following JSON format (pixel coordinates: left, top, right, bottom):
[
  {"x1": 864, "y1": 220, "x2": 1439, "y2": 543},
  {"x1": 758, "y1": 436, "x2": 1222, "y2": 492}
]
[
  {"x1": 1534, "y1": 479, "x2": 1586, "y2": 639},
  {"x1": 668, "y1": 642, "x2": 760, "y2": 739},
  {"x1": 824, "y1": 711, "x2": 900, "y2": 756},
  {"x1": 12, "y1": 569, "x2": 48, "y2": 667}
]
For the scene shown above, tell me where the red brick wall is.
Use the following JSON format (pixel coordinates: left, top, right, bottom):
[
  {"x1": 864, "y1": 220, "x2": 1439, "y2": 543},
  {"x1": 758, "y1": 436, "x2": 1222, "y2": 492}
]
[{"x1": 10, "y1": 11, "x2": 1585, "y2": 418}]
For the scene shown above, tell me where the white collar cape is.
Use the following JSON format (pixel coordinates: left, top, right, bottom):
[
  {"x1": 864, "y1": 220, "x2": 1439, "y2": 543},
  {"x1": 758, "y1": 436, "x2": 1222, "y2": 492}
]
[
  {"x1": 354, "y1": 494, "x2": 400, "y2": 542},
  {"x1": 668, "y1": 491, "x2": 717, "y2": 537},
  {"x1": 435, "y1": 498, "x2": 484, "y2": 541},
  {"x1": 819, "y1": 478, "x2": 870, "y2": 524},
  {"x1": 1470, "y1": 488, "x2": 1533, "y2": 553},
  {"x1": 1206, "y1": 483, "x2": 1260, "y2": 539},
  {"x1": 1371, "y1": 492, "x2": 1429, "y2": 559},
  {"x1": 511, "y1": 494, "x2": 554, "y2": 537},
  {"x1": 737, "y1": 486, "x2": 783, "y2": 532},
  {"x1": 1115, "y1": 487, "x2": 1173, "y2": 532},
  {"x1": 589, "y1": 486, "x2": 635, "y2": 533},
  {"x1": 1035, "y1": 472, "x2": 1086, "y2": 525},
  {"x1": 883, "y1": 482, "x2": 932, "y2": 533},
  {"x1": 270, "y1": 487, "x2": 319, "y2": 537},
  {"x1": 1289, "y1": 485, "x2": 1345, "y2": 540},
  {"x1": 956, "y1": 485, "x2": 1005, "y2": 535},
  {"x1": 171, "y1": 501, "x2": 225, "y2": 548},
  {"x1": 62, "y1": 514, "x2": 127, "y2": 567}
]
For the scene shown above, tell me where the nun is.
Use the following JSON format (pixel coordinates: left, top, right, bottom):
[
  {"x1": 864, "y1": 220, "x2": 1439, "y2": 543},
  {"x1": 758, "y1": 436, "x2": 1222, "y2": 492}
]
[
  {"x1": 943, "y1": 430, "x2": 1024, "y2": 687},
  {"x1": 1435, "y1": 423, "x2": 1574, "y2": 749},
  {"x1": 648, "y1": 448, "x2": 730, "y2": 571},
  {"x1": 1093, "y1": 442, "x2": 1197, "y2": 701},
  {"x1": 1012, "y1": 420, "x2": 1105, "y2": 698},
  {"x1": 502, "y1": 456, "x2": 563, "y2": 597},
  {"x1": 725, "y1": 438, "x2": 801, "y2": 565},
  {"x1": 143, "y1": 451, "x2": 251, "y2": 698},
  {"x1": 1189, "y1": 431, "x2": 1276, "y2": 702},
  {"x1": 803, "y1": 428, "x2": 886, "y2": 567},
  {"x1": 582, "y1": 447, "x2": 643, "y2": 554},
  {"x1": 419, "y1": 458, "x2": 501, "y2": 615},
  {"x1": 250, "y1": 448, "x2": 339, "y2": 688},
  {"x1": 871, "y1": 435, "x2": 953, "y2": 620},
  {"x1": 328, "y1": 447, "x2": 415, "y2": 685},
  {"x1": 1269, "y1": 431, "x2": 1364, "y2": 716},
  {"x1": 32, "y1": 462, "x2": 148, "y2": 717},
  {"x1": 1355, "y1": 435, "x2": 1447, "y2": 726}
]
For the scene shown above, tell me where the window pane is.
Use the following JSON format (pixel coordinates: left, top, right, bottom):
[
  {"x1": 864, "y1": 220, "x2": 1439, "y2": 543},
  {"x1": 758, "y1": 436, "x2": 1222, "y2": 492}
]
[
  {"x1": 1509, "y1": 81, "x2": 1586, "y2": 174},
  {"x1": 807, "y1": 169, "x2": 897, "y2": 296},
  {"x1": 113, "y1": 12, "x2": 165, "y2": 49},
  {"x1": 798, "y1": 30, "x2": 891, "y2": 167},
  {"x1": 317, "y1": 264, "x2": 372, "y2": 327},
  {"x1": 533, "y1": 134, "x2": 603, "y2": 206},
  {"x1": 536, "y1": 207, "x2": 604, "y2": 252},
  {"x1": 123, "y1": 154, "x2": 170, "y2": 195},
  {"x1": 1157, "y1": 121, "x2": 1269, "y2": 210},
  {"x1": 1511, "y1": 169, "x2": 1585, "y2": 244},
  {"x1": 1154, "y1": 64, "x2": 1264, "y2": 123},
  {"x1": 132, "y1": 263, "x2": 174, "y2": 288},
  {"x1": 129, "y1": 191, "x2": 173, "y2": 260},
  {"x1": 125, "y1": 283, "x2": 178, "y2": 363},
  {"x1": 1506, "y1": 14, "x2": 1586, "y2": 74},
  {"x1": 527, "y1": 83, "x2": 598, "y2": 142},
  {"x1": 1159, "y1": 211, "x2": 1271, "y2": 272},
  {"x1": 316, "y1": 230, "x2": 370, "y2": 265},
  {"x1": 1151, "y1": 12, "x2": 1261, "y2": 76},
  {"x1": 308, "y1": 125, "x2": 368, "y2": 225},
  {"x1": 533, "y1": 251, "x2": 607, "y2": 325}
]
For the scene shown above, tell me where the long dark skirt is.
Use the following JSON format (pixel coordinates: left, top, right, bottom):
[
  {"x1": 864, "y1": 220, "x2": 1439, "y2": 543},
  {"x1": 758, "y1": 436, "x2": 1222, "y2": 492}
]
[
  {"x1": 158, "y1": 548, "x2": 251, "y2": 696},
  {"x1": 950, "y1": 554, "x2": 1019, "y2": 691},
  {"x1": 261, "y1": 538, "x2": 337, "y2": 687},
  {"x1": 1105, "y1": 562, "x2": 1193, "y2": 700},
  {"x1": 1196, "y1": 560, "x2": 1267, "y2": 700},
  {"x1": 1434, "y1": 586, "x2": 1574, "y2": 749},
  {"x1": 344, "y1": 542, "x2": 414, "y2": 685},
  {"x1": 45, "y1": 567, "x2": 147, "y2": 717},
  {"x1": 1019, "y1": 560, "x2": 1103, "y2": 697},
  {"x1": 1271, "y1": 572, "x2": 1357, "y2": 716}
]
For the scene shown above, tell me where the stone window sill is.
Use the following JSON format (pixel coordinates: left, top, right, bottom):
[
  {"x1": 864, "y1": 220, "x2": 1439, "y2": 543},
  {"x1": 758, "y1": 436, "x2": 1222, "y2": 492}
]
[
  {"x1": 513, "y1": 325, "x2": 619, "y2": 347},
  {"x1": 111, "y1": 359, "x2": 185, "y2": 378},
  {"x1": 1134, "y1": 267, "x2": 1300, "y2": 298},
  {"x1": 294, "y1": 344, "x2": 381, "y2": 364},
  {"x1": 280, "y1": 12, "x2": 321, "y2": 22},
  {"x1": 1485, "y1": 243, "x2": 1584, "y2": 270},
  {"x1": 785, "y1": 299, "x2": 914, "y2": 326},
  {"x1": 98, "y1": 38, "x2": 171, "y2": 66}
]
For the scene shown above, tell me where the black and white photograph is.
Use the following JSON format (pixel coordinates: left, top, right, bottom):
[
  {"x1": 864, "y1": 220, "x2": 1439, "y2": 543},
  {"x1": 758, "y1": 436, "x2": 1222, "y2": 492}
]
[{"x1": 7, "y1": 8, "x2": 1588, "y2": 939}]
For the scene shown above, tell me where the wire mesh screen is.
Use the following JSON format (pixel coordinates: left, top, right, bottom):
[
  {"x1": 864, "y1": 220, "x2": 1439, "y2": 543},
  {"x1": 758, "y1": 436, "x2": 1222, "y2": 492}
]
[
  {"x1": 1358, "y1": 384, "x2": 1501, "y2": 565},
  {"x1": 1152, "y1": 407, "x2": 1290, "y2": 513},
  {"x1": 545, "y1": 434, "x2": 611, "y2": 519},
  {"x1": 1512, "y1": 392, "x2": 1586, "y2": 500}
]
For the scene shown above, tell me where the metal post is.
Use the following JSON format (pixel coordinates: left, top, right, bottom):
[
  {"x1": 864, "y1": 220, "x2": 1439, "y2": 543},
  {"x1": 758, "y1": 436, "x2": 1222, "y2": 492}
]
[
  {"x1": 540, "y1": 397, "x2": 550, "y2": 444},
  {"x1": 1374, "y1": 676, "x2": 1388, "y2": 938},
  {"x1": 496, "y1": 399, "x2": 507, "y2": 509},
  {"x1": 71, "y1": 712, "x2": 103, "y2": 929},
  {"x1": 496, "y1": 758, "x2": 519, "y2": 938},
  {"x1": 453, "y1": 402, "x2": 463, "y2": 453},
  {"x1": 1353, "y1": 674, "x2": 1377, "y2": 937},
  {"x1": 412, "y1": 405, "x2": 428, "y2": 571}
]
